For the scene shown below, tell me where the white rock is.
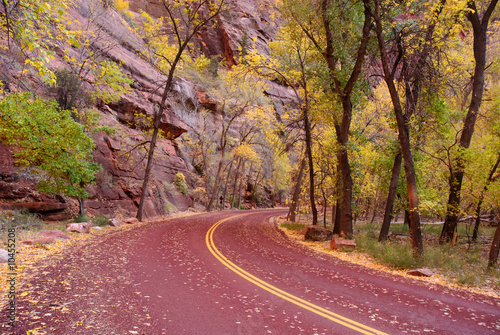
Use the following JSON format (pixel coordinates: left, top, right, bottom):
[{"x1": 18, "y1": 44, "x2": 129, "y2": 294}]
[{"x1": 0, "y1": 249, "x2": 9, "y2": 263}]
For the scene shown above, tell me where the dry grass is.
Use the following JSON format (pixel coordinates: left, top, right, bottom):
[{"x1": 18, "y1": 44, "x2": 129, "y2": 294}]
[{"x1": 278, "y1": 215, "x2": 500, "y2": 298}]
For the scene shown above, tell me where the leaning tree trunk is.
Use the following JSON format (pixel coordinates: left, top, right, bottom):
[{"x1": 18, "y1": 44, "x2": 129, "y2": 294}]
[
  {"x1": 473, "y1": 152, "x2": 500, "y2": 241},
  {"x1": 488, "y1": 222, "x2": 500, "y2": 268},
  {"x1": 373, "y1": 0, "x2": 423, "y2": 257},
  {"x1": 440, "y1": 0, "x2": 498, "y2": 243},
  {"x1": 379, "y1": 151, "x2": 402, "y2": 241}
]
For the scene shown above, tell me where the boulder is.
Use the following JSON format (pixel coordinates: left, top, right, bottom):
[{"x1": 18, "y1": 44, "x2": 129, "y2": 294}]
[
  {"x1": 0, "y1": 249, "x2": 9, "y2": 263},
  {"x1": 39, "y1": 230, "x2": 70, "y2": 240},
  {"x1": 108, "y1": 218, "x2": 122, "y2": 227},
  {"x1": 21, "y1": 236, "x2": 55, "y2": 245},
  {"x1": 66, "y1": 222, "x2": 91, "y2": 233},
  {"x1": 304, "y1": 226, "x2": 333, "y2": 241},
  {"x1": 407, "y1": 268, "x2": 434, "y2": 277},
  {"x1": 330, "y1": 238, "x2": 357, "y2": 251},
  {"x1": 123, "y1": 217, "x2": 140, "y2": 224}
]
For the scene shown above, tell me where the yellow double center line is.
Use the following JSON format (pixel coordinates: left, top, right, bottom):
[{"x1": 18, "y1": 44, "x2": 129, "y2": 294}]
[{"x1": 205, "y1": 215, "x2": 388, "y2": 335}]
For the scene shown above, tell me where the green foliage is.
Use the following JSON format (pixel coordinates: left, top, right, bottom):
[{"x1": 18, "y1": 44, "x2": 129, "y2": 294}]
[
  {"x1": 0, "y1": 92, "x2": 101, "y2": 199},
  {"x1": 356, "y1": 222, "x2": 500, "y2": 288},
  {"x1": 90, "y1": 60, "x2": 133, "y2": 104},
  {"x1": 75, "y1": 214, "x2": 90, "y2": 223},
  {"x1": 0, "y1": 0, "x2": 71, "y2": 85},
  {"x1": 164, "y1": 201, "x2": 178, "y2": 214},
  {"x1": 92, "y1": 214, "x2": 110, "y2": 226},
  {"x1": 174, "y1": 172, "x2": 188, "y2": 195},
  {"x1": 280, "y1": 222, "x2": 307, "y2": 232}
]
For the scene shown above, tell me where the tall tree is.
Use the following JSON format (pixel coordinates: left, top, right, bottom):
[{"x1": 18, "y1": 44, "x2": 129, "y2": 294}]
[
  {"x1": 440, "y1": 0, "x2": 499, "y2": 242},
  {"x1": 371, "y1": 0, "x2": 424, "y2": 256},
  {"x1": 281, "y1": 0, "x2": 372, "y2": 235},
  {"x1": 135, "y1": 0, "x2": 224, "y2": 221}
]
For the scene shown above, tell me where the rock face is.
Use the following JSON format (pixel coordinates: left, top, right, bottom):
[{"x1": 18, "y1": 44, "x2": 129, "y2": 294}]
[
  {"x1": 0, "y1": 0, "x2": 282, "y2": 220},
  {"x1": 304, "y1": 226, "x2": 333, "y2": 242},
  {"x1": 330, "y1": 238, "x2": 357, "y2": 251}
]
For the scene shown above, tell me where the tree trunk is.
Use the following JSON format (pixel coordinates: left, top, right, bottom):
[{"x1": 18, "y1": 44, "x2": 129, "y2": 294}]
[
  {"x1": 440, "y1": 0, "x2": 498, "y2": 243},
  {"x1": 137, "y1": 49, "x2": 184, "y2": 221},
  {"x1": 372, "y1": 0, "x2": 423, "y2": 257},
  {"x1": 231, "y1": 158, "x2": 243, "y2": 209},
  {"x1": 473, "y1": 152, "x2": 500, "y2": 241},
  {"x1": 333, "y1": 159, "x2": 343, "y2": 235},
  {"x1": 303, "y1": 106, "x2": 318, "y2": 225},
  {"x1": 221, "y1": 159, "x2": 235, "y2": 210},
  {"x1": 289, "y1": 156, "x2": 306, "y2": 222},
  {"x1": 338, "y1": 119, "x2": 354, "y2": 236},
  {"x1": 379, "y1": 151, "x2": 402, "y2": 241},
  {"x1": 488, "y1": 222, "x2": 500, "y2": 268},
  {"x1": 331, "y1": 203, "x2": 336, "y2": 228},
  {"x1": 237, "y1": 162, "x2": 246, "y2": 209},
  {"x1": 206, "y1": 143, "x2": 226, "y2": 212},
  {"x1": 77, "y1": 198, "x2": 85, "y2": 216},
  {"x1": 318, "y1": 0, "x2": 371, "y2": 236},
  {"x1": 404, "y1": 209, "x2": 411, "y2": 229}
]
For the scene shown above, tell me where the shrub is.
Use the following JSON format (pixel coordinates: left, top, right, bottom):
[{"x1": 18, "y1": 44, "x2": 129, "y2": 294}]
[
  {"x1": 75, "y1": 214, "x2": 89, "y2": 223},
  {"x1": 164, "y1": 201, "x2": 178, "y2": 214},
  {"x1": 174, "y1": 172, "x2": 188, "y2": 195},
  {"x1": 92, "y1": 214, "x2": 109, "y2": 226},
  {"x1": 0, "y1": 210, "x2": 43, "y2": 231},
  {"x1": 281, "y1": 222, "x2": 307, "y2": 232}
]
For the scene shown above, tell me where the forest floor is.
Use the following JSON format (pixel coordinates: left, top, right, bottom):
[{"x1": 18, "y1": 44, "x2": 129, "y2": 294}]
[
  {"x1": 0, "y1": 211, "x2": 200, "y2": 309},
  {"x1": 277, "y1": 214, "x2": 500, "y2": 298}
]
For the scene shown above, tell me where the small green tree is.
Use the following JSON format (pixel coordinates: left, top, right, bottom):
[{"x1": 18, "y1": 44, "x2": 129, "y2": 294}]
[{"x1": 0, "y1": 92, "x2": 100, "y2": 214}]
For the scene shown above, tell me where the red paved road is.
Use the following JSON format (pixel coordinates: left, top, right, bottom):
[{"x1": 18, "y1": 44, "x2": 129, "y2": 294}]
[{"x1": 2, "y1": 210, "x2": 500, "y2": 334}]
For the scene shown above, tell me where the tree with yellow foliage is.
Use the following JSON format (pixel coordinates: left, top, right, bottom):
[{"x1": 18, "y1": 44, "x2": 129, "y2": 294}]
[{"x1": 133, "y1": 0, "x2": 225, "y2": 220}]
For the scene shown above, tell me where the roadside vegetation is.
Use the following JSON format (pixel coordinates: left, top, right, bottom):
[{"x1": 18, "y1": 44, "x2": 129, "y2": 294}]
[{"x1": 280, "y1": 214, "x2": 500, "y2": 295}]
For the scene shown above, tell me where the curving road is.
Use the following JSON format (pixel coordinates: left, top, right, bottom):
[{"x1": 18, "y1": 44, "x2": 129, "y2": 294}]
[{"x1": 2, "y1": 210, "x2": 500, "y2": 334}]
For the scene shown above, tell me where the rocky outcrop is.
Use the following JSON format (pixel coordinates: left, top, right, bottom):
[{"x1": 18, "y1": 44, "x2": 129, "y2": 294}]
[
  {"x1": 0, "y1": 0, "x2": 282, "y2": 220},
  {"x1": 304, "y1": 226, "x2": 333, "y2": 241},
  {"x1": 330, "y1": 238, "x2": 357, "y2": 251},
  {"x1": 406, "y1": 268, "x2": 434, "y2": 277}
]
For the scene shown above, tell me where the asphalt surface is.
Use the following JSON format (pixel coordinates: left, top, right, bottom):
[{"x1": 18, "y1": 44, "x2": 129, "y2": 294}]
[{"x1": 2, "y1": 209, "x2": 500, "y2": 334}]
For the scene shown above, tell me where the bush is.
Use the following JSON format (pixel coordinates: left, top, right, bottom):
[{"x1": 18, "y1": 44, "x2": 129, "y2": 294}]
[
  {"x1": 75, "y1": 214, "x2": 89, "y2": 223},
  {"x1": 174, "y1": 172, "x2": 188, "y2": 195},
  {"x1": 281, "y1": 222, "x2": 307, "y2": 232},
  {"x1": 0, "y1": 210, "x2": 43, "y2": 231},
  {"x1": 92, "y1": 214, "x2": 109, "y2": 226},
  {"x1": 164, "y1": 201, "x2": 178, "y2": 214}
]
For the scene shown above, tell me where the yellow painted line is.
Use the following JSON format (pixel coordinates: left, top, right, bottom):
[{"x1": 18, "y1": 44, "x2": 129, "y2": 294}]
[{"x1": 206, "y1": 215, "x2": 388, "y2": 335}]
